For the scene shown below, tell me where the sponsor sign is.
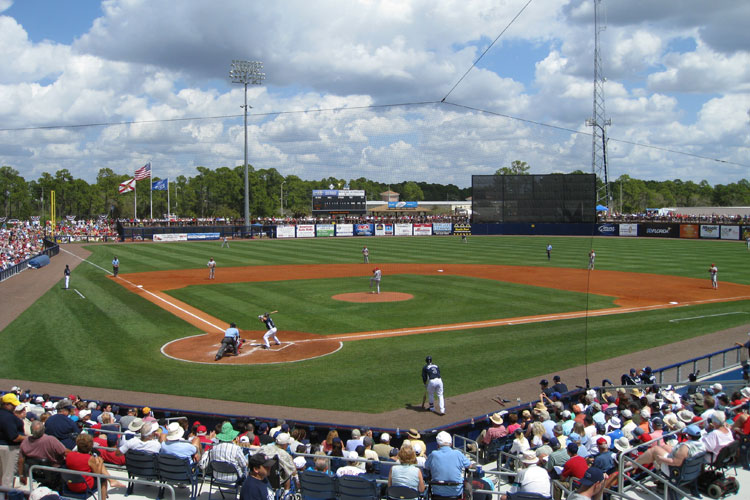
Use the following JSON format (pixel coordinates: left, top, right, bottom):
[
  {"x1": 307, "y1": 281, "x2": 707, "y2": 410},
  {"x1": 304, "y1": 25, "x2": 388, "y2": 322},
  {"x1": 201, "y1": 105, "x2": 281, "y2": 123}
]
[
  {"x1": 619, "y1": 223, "x2": 638, "y2": 237},
  {"x1": 153, "y1": 233, "x2": 188, "y2": 242},
  {"x1": 596, "y1": 224, "x2": 617, "y2": 236},
  {"x1": 641, "y1": 224, "x2": 678, "y2": 238},
  {"x1": 316, "y1": 224, "x2": 334, "y2": 237},
  {"x1": 374, "y1": 223, "x2": 393, "y2": 236},
  {"x1": 354, "y1": 223, "x2": 374, "y2": 236},
  {"x1": 413, "y1": 223, "x2": 432, "y2": 236},
  {"x1": 394, "y1": 224, "x2": 412, "y2": 236},
  {"x1": 679, "y1": 224, "x2": 699, "y2": 239},
  {"x1": 720, "y1": 225, "x2": 740, "y2": 240},
  {"x1": 187, "y1": 232, "x2": 220, "y2": 240},
  {"x1": 700, "y1": 224, "x2": 720, "y2": 239},
  {"x1": 297, "y1": 224, "x2": 315, "y2": 238},
  {"x1": 432, "y1": 222, "x2": 452, "y2": 235},
  {"x1": 276, "y1": 225, "x2": 296, "y2": 238},
  {"x1": 453, "y1": 223, "x2": 471, "y2": 235},
  {"x1": 742, "y1": 226, "x2": 750, "y2": 241},
  {"x1": 388, "y1": 201, "x2": 418, "y2": 209},
  {"x1": 335, "y1": 223, "x2": 354, "y2": 237}
]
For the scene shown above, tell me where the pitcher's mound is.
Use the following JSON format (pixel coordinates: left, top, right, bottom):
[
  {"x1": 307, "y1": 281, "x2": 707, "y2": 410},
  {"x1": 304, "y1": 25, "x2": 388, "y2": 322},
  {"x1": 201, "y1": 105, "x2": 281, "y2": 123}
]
[{"x1": 333, "y1": 292, "x2": 414, "y2": 303}]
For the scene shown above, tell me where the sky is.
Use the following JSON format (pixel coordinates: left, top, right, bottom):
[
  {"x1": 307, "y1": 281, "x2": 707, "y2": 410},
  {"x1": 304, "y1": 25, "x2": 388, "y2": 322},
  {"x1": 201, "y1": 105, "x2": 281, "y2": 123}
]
[{"x1": 0, "y1": 0, "x2": 748, "y2": 188}]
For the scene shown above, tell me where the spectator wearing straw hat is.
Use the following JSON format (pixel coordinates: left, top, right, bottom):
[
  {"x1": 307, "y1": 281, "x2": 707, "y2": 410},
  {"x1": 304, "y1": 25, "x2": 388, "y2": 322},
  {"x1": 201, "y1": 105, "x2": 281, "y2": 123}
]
[
  {"x1": 160, "y1": 422, "x2": 200, "y2": 463},
  {"x1": 480, "y1": 412, "x2": 508, "y2": 447},
  {"x1": 406, "y1": 429, "x2": 426, "y2": 457},
  {"x1": 118, "y1": 421, "x2": 161, "y2": 455}
]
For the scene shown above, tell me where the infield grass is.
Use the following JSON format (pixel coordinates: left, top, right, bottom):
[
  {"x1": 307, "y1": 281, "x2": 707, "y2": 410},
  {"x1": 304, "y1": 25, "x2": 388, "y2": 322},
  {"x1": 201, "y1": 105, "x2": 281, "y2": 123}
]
[{"x1": 2, "y1": 235, "x2": 749, "y2": 413}]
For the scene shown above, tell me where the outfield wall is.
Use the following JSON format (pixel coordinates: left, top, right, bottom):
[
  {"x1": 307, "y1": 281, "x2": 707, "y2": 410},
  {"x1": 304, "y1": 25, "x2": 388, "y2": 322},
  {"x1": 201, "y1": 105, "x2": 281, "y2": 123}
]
[{"x1": 120, "y1": 222, "x2": 750, "y2": 241}]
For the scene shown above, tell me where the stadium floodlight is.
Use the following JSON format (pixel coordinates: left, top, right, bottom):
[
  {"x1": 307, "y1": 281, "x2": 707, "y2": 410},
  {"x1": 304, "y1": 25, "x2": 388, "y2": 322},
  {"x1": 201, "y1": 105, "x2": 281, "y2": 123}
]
[{"x1": 229, "y1": 59, "x2": 265, "y2": 232}]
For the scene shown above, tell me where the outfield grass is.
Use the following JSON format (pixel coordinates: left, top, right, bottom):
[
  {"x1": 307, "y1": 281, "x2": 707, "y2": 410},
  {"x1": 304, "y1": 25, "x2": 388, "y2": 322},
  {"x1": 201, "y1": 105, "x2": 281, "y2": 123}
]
[{"x1": 2, "y1": 235, "x2": 749, "y2": 413}]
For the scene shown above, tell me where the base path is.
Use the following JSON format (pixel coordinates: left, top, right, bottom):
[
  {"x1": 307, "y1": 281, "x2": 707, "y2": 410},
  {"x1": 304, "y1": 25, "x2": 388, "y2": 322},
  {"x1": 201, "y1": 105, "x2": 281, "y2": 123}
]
[{"x1": 110, "y1": 263, "x2": 750, "y2": 364}]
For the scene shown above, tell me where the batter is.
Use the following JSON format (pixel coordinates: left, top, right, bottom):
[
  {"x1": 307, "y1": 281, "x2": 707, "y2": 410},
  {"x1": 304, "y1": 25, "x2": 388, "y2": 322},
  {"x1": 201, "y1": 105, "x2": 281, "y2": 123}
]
[{"x1": 259, "y1": 312, "x2": 281, "y2": 349}]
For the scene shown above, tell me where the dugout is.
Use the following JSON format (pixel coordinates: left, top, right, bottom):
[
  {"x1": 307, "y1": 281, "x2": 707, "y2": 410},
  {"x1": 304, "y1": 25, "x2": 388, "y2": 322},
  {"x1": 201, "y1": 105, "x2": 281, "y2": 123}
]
[{"x1": 472, "y1": 174, "x2": 596, "y2": 224}]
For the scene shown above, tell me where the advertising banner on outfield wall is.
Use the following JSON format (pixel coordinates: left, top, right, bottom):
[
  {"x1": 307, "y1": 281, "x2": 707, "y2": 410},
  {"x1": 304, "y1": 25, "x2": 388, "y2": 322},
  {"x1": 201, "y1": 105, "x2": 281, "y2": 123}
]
[
  {"x1": 413, "y1": 224, "x2": 432, "y2": 236},
  {"x1": 595, "y1": 224, "x2": 617, "y2": 236},
  {"x1": 619, "y1": 224, "x2": 637, "y2": 237},
  {"x1": 354, "y1": 224, "x2": 374, "y2": 236},
  {"x1": 336, "y1": 223, "x2": 354, "y2": 237},
  {"x1": 394, "y1": 224, "x2": 412, "y2": 236},
  {"x1": 316, "y1": 224, "x2": 334, "y2": 237},
  {"x1": 640, "y1": 224, "x2": 678, "y2": 238},
  {"x1": 721, "y1": 225, "x2": 740, "y2": 240},
  {"x1": 453, "y1": 223, "x2": 471, "y2": 235},
  {"x1": 187, "y1": 232, "x2": 220, "y2": 240},
  {"x1": 433, "y1": 223, "x2": 452, "y2": 235},
  {"x1": 700, "y1": 224, "x2": 720, "y2": 239},
  {"x1": 154, "y1": 233, "x2": 188, "y2": 242},
  {"x1": 297, "y1": 224, "x2": 315, "y2": 237},
  {"x1": 680, "y1": 224, "x2": 699, "y2": 239},
  {"x1": 374, "y1": 223, "x2": 393, "y2": 236},
  {"x1": 276, "y1": 226, "x2": 296, "y2": 238}
]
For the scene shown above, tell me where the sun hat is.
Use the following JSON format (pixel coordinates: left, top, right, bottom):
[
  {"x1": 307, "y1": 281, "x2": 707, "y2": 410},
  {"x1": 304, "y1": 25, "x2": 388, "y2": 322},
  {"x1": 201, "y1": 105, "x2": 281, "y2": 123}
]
[
  {"x1": 740, "y1": 387, "x2": 750, "y2": 399},
  {"x1": 407, "y1": 429, "x2": 421, "y2": 439},
  {"x1": 275, "y1": 432, "x2": 292, "y2": 445},
  {"x1": 166, "y1": 422, "x2": 185, "y2": 441},
  {"x1": 217, "y1": 422, "x2": 240, "y2": 442},
  {"x1": 55, "y1": 398, "x2": 74, "y2": 411},
  {"x1": 621, "y1": 409, "x2": 633, "y2": 419},
  {"x1": 710, "y1": 411, "x2": 726, "y2": 425},
  {"x1": 613, "y1": 436, "x2": 631, "y2": 452},
  {"x1": 128, "y1": 418, "x2": 145, "y2": 432},
  {"x1": 521, "y1": 450, "x2": 538, "y2": 464},
  {"x1": 141, "y1": 422, "x2": 158, "y2": 437},
  {"x1": 490, "y1": 413, "x2": 504, "y2": 425},
  {"x1": 631, "y1": 388, "x2": 643, "y2": 398},
  {"x1": 608, "y1": 417, "x2": 621, "y2": 429},
  {"x1": 293, "y1": 456, "x2": 307, "y2": 470},
  {"x1": 579, "y1": 467, "x2": 605, "y2": 487}
]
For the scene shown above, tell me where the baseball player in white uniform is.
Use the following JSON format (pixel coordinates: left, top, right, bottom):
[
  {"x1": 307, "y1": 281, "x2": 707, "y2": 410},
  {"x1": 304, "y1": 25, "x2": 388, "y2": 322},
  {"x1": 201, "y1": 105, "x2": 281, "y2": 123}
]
[
  {"x1": 362, "y1": 246, "x2": 369, "y2": 263},
  {"x1": 207, "y1": 257, "x2": 216, "y2": 279},
  {"x1": 588, "y1": 249, "x2": 596, "y2": 270},
  {"x1": 369, "y1": 267, "x2": 382, "y2": 294},
  {"x1": 422, "y1": 356, "x2": 445, "y2": 415},
  {"x1": 709, "y1": 263, "x2": 718, "y2": 289},
  {"x1": 259, "y1": 312, "x2": 281, "y2": 349}
]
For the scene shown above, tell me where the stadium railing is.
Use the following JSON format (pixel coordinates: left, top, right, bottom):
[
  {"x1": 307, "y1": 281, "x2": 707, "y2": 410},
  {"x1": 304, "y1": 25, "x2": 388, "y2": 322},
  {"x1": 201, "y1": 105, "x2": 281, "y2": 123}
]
[{"x1": 0, "y1": 238, "x2": 58, "y2": 282}]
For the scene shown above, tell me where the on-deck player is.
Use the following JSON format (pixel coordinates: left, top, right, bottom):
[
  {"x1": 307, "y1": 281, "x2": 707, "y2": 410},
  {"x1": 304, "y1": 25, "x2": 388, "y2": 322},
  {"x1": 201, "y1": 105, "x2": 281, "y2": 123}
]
[
  {"x1": 422, "y1": 356, "x2": 445, "y2": 415},
  {"x1": 64, "y1": 264, "x2": 71, "y2": 289},
  {"x1": 369, "y1": 267, "x2": 382, "y2": 294},
  {"x1": 709, "y1": 263, "x2": 718, "y2": 289},
  {"x1": 259, "y1": 312, "x2": 281, "y2": 349}
]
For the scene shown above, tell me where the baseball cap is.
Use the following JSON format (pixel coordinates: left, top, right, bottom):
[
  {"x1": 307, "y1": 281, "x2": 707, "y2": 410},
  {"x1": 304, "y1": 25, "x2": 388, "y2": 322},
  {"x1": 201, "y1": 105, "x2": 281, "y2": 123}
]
[
  {"x1": 380, "y1": 432, "x2": 390, "y2": 442},
  {"x1": 1, "y1": 393, "x2": 20, "y2": 406},
  {"x1": 436, "y1": 431, "x2": 452, "y2": 446},
  {"x1": 684, "y1": 424, "x2": 701, "y2": 437},
  {"x1": 596, "y1": 437, "x2": 608, "y2": 446},
  {"x1": 579, "y1": 467, "x2": 605, "y2": 487},
  {"x1": 248, "y1": 453, "x2": 276, "y2": 469},
  {"x1": 566, "y1": 443, "x2": 579, "y2": 454}
]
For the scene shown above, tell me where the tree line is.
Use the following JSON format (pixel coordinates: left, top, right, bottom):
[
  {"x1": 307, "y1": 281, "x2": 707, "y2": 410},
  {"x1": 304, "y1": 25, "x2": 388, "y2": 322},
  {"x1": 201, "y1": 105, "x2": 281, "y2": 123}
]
[{"x1": 1, "y1": 163, "x2": 749, "y2": 220}]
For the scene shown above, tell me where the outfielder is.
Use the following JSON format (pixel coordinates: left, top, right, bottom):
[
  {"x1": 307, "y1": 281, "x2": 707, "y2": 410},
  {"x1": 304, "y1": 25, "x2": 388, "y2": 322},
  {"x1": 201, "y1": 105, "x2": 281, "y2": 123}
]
[
  {"x1": 422, "y1": 356, "x2": 445, "y2": 415},
  {"x1": 546, "y1": 243, "x2": 552, "y2": 261},
  {"x1": 207, "y1": 257, "x2": 216, "y2": 279},
  {"x1": 588, "y1": 249, "x2": 596, "y2": 270},
  {"x1": 369, "y1": 267, "x2": 382, "y2": 294},
  {"x1": 709, "y1": 263, "x2": 718, "y2": 289},
  {"x1": 259, "y1": 311, "x2": 281, "y2": 349}
]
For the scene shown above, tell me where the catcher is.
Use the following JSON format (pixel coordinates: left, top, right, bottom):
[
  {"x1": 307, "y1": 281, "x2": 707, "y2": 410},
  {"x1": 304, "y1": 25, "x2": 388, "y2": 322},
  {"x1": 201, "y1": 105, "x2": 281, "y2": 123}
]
[{"x1": 259, "y1": 311, "x2": 281, "y2": 349}]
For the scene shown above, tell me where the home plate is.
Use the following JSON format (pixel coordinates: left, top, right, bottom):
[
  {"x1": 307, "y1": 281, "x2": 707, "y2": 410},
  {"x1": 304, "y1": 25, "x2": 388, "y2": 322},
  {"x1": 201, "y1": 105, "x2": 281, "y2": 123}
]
[{"x1": 669, "y1": 301, "x2": 678, "y2": 304}]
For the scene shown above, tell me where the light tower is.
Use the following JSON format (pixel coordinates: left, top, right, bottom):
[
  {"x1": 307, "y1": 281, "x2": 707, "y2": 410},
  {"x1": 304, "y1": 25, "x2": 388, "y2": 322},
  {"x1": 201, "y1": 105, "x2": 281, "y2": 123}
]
[
  {"x1": 229, "y1": 60, "x2": 265, "y2": 232},
  {"x1": 587, "y1": 0, "x2": 611, "y2": 208}
]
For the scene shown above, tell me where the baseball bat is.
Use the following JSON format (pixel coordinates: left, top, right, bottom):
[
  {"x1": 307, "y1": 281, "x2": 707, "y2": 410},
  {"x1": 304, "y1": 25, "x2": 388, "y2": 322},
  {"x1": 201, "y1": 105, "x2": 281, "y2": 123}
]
[
  {"x1": 421, "y1": 385, "x2": 427, "y2": 409},
  {"x1": 269, "y1": 310, "x2": 278, "y2": 314}
]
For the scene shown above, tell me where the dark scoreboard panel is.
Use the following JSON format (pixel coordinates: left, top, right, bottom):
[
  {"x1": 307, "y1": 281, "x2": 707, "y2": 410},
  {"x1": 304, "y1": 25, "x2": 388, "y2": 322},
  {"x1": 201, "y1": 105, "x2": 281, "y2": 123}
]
[{"x1": 312, "y1": 189, "x2": 367, "y2": 215}]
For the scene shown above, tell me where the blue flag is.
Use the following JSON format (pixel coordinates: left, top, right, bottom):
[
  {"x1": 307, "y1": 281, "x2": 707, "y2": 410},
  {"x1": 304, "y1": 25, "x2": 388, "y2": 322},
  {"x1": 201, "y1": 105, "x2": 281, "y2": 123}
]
[{"x1": 152, "y1": 178, "x2": 168, "y2": 191}]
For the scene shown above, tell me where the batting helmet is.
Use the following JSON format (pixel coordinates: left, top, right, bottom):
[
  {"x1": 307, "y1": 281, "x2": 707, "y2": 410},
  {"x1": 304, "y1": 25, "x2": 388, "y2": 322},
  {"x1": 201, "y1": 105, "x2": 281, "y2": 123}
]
[
  {"x1": 425, "y1": 356, "x2": 432, "y2": 364},
  {"x1": 230, "y1": 322, "x2": 236, "y2": 328}
]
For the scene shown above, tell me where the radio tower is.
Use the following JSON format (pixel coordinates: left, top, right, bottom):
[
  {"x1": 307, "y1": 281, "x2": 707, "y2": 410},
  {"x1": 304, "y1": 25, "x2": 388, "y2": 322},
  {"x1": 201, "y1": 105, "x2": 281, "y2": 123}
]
[{"x1": 586, "y1": 0, "x2": 611, "y2": 208}]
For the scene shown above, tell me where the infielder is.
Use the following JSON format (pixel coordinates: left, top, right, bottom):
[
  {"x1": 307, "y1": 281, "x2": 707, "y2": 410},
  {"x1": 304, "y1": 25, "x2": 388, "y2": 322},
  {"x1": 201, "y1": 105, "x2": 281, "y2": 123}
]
[
  {"x1": 64, "y1": 264, "x2": 71, "y2": 289},
  {"x1": 588, "y1": 249, "x2": 596, "y2": 270},
  {"x1": 422, "y1": 356, "x2": 445, "y2": 415},
  {"x1": 546, "y1": 243, "x2": 552, "y2": 261},
  {"x1": 369, "y1": 267, "x2": 382, "y2": 294},
  {"x1": 709, "y1": 263, "x2": 718, "y2": 289},
  {"x1": 362, "y1": 246, "x2": 369, "y2": 263},
  {"x1": 207, "y1": 257, "x2": 216, "y2": 279},
  {"x1": 259, "y1": 311, "x2": 281, "y2": 349},
  {"x1": 221, "y1": 236, "x2": 230, "y2": 248}
]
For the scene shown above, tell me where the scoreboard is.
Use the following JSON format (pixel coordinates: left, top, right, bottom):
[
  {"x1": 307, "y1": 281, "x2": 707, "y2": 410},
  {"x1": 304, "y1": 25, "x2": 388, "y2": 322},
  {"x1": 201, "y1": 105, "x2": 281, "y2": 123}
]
[{"x1": 312, "y1": 189, "x2": 367, "y2": 215}]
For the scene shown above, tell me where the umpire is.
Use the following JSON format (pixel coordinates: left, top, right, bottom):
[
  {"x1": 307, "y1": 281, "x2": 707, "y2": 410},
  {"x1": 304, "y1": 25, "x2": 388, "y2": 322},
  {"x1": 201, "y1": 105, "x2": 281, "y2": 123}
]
[{"x1": 422, "y1": 356, "x2": 445, "y2": 415}]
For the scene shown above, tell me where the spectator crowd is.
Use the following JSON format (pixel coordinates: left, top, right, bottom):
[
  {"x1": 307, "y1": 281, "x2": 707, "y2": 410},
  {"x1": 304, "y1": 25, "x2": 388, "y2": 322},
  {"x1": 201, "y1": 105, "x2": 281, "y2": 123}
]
[{"x1": 0, "y1": 224, "x2": 45, "y2": 271}]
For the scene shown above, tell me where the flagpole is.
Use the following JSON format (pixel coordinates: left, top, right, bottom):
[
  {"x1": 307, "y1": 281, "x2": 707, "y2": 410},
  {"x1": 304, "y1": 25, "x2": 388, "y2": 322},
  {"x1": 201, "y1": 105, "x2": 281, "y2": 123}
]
[
  {"x1": 167, "y1": 178, "x2": 171, "y2": 224},
  {"x1": 134, "y1": 181, "x2": 137, "y2": 220},
  {"x1": 150, "y1": 162, "x2": 153, "y2": 221}
]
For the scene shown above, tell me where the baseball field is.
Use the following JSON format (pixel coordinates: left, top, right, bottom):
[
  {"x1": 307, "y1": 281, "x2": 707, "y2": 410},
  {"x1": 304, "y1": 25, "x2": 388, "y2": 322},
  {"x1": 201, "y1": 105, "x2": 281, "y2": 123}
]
[{"x1": 2, "y1": 235, "x2": 750, "y2": 415}]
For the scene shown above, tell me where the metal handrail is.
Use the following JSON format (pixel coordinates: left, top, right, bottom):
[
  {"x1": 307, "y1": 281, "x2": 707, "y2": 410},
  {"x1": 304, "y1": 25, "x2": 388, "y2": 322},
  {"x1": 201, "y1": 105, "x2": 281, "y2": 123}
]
[{"x1": 28, "y1": 463, "x2": 176, "y2": 500}]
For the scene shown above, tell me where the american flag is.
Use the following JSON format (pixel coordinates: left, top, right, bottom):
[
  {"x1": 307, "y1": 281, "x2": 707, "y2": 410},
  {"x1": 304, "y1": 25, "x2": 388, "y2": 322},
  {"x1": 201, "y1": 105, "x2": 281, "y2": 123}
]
[{"x1": 134, "y1": 162, "x2": 151, "y2": 180}]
